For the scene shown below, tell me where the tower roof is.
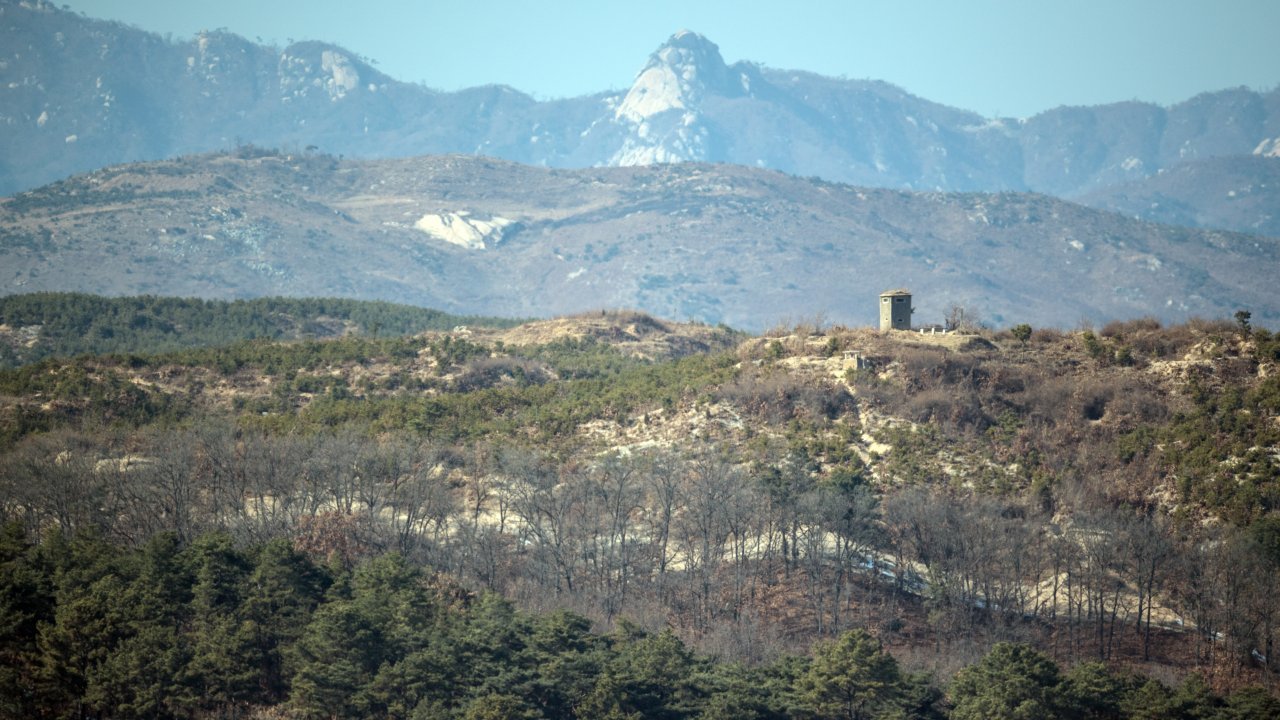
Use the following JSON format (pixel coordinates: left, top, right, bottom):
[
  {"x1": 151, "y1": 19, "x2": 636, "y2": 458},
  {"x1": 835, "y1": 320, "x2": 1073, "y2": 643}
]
[{"x1": 879, "y1": 289, "x2": 911, "y2": 297}]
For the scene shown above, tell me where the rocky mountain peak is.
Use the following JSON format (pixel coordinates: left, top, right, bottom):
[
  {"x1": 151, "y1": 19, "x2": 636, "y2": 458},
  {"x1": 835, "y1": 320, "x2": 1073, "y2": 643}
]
[
  {"x1": 614, "y1": 30, "x2": 734, "y2": 123},
  {"x1": 605, "y1": 31, "x2": 739, "y2": 167},
  {"x1": 277, "y1": 41, "x2": 374, "y2": 102},
  {"x1": 659, "y1": 29, "x2": 730, "y2": 74},
  {"x1": 1, "y1": 4, "x2": 1278, "y2": 240}
]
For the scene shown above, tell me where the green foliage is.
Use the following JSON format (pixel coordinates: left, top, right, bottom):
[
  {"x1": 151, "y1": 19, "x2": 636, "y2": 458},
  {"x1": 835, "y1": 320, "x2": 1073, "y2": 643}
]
[
  {"x1": 797, "y1": 629, "x2": 905, "y2": 720},
  {"x1": 512, "y1": 335, "x2": 644, "y2": 379},
  {"x1": 767, "y1": 339, "x2": 786, "y2": 360},
  {"x1": 1114, "y1": 344, "x2": 1135, "y2": 366},
  {"x1": 247, "y1": 348, "x2": 738, "y2": 444},
  {"x1": 1221, "y1": 687, "x2": 1280, "y2": 720},
  {"x1": 948, "y1": 643, "x2": 1065, "y2": 720},
  {"x1": 1234, "y1": 310, "x2": 1252, "y2": 339},
  {"x1": 593, "y1": 626, "x2": 706, "y2": 720},
  {"x1": 0, "y1": 522, "x2": 51, "y2": 718},
  {"x1": 1166, "y1": 674, "x2": 1223, "y2": 719},
  {"x1": 1253, "y1": 328, "x2": 1280, "y2": 363},
  {"x1": 1061, "y1": 661, "x2": 1132, "y2": 719},
  {"x1": 1160, "y1": 372, "x2": 1280, "y2": 524},
  {"x1": 1079, "y1": 328, "x2": 1136, "y2": 366},
  {"x1": 1081, "y1": 330, "x2": 1109, "y2": 363},
  {"x1": 183, "y1": 533, "x2": 261, "y2": 713},
  {"x1": 6, "y1": 306, "x2": 1280, "y2": 718},
  {"x1": 0, "y1": 320, "x2": 734, "y2": 447},
  {"x1": 0, "y1": 359, "x2": 189, "y2": 449},
  {"x1": 461, "y1": 692, "x2": 544, "y2": 720},
  {"x1": 289, "y1": 598, "x2": 386, "y2": 717},
  {"x1": 1120, "y1": 679, "x2": 1175, "y2": 720},
  {"x1": 700, "y1": 661, "x2": 797, "y2": 720},
  {"x1": 825, "y1": 336, "x2": 843, "y2": 357},
  {"x1": 3, "y1": 527, "x2": 1276, "y2": 719},
  {"x1": 1247, "y1": 515, "x2": 1280, "y2": 569},
  {"x1": 1010, "y1": 324, "x2": 1032, "y2": 344},
  {"x1": 0, "y1": 292, "x2": 520, "y2": 368}
]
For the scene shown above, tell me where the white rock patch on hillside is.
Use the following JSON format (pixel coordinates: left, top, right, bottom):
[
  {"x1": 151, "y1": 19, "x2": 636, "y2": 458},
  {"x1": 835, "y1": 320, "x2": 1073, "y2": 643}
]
[
  {"x1": 321, "y1": 51, "x2": 359, "y2": 100},
  {"x1": 616, "y1": 62, "x2": 685, "y2": 123},
  {"x1": 413, "y1": 212, "x2": 512, "y2": 250}
]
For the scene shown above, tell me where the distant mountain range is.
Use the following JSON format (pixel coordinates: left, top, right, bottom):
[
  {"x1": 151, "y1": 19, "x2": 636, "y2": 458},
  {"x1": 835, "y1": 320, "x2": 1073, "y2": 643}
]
[
  {"x1": 1077, "y1": 155, "x2": 1280, "y2": 238},
  {"x1": 3, "y1": 0, "x2": 1278, "y2": 238},
  {"x1": 3, "y1": 150, "x2": 1276, "y2": 330}
]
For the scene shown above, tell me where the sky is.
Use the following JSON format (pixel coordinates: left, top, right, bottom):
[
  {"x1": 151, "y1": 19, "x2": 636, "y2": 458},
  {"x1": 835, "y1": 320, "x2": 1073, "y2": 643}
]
[{"x1": 62, "y1": 0, "x2": 1280, "y2": 119}]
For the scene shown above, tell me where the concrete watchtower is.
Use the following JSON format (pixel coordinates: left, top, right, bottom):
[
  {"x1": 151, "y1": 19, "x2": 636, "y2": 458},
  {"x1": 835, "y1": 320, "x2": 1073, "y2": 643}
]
[{"x1": 879, "y1": 289, "x2": 912, "y2": 331}]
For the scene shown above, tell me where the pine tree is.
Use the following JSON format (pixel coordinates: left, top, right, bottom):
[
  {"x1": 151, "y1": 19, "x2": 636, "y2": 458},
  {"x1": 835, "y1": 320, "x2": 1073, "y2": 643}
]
[
  {"x1": 797, "y1": 629, "x2": 903, "y2": 720},
  {"x1": 948, "y1": 643, "x2": 1064, "y2": 720},
  {"x1": 182, "y1": 533, "x2": 262, "y2": 715},
  {"x1": 240, "y1": 538, "x2": 330, "y2": 703}
]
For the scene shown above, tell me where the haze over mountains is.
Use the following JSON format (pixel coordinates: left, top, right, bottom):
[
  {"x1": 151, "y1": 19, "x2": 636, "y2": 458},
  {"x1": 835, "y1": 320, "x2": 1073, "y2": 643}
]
[
  {"x1": 4, "y1": 150, "x2": 1277, "y2": 330},
  {"x1": 2, "y1": 0, "x2": 1279, "y2": 330},
  {"x1": 3, "y1": 0, "x2": 1278, "y2": 239}
]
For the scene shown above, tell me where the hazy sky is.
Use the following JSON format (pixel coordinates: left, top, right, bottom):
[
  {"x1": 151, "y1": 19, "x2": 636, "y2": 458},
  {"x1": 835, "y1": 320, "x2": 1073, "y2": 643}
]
[{"x1": 62, "y1": 0, "x2": 1280, "y2": 118}]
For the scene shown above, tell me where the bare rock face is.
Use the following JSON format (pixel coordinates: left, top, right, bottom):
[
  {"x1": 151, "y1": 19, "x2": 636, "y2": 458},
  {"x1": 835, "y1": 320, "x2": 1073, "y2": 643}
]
[
  {"x1": 608, "y1": 31, "x2": 738, "y2": 166},
  {"x1": 412, "y1": 212, "x2": 513, "y2": 250}
]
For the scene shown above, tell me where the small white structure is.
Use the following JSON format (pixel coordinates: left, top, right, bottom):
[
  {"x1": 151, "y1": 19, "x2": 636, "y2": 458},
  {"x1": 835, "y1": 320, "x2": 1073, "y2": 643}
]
[{"x1": 879, "y1": 289, "x2": 912, "y2": 332}]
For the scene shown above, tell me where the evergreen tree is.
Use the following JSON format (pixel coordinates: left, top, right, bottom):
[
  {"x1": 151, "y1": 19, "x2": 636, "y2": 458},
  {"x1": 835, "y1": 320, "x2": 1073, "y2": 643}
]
[
  {"x1": 796, "y1": 629, "x2": 904, "y2": 720},
  {"x1": 578, "y1": 623, "x2": 708, "y2": 720},
  {"x1": 291, "y1": 554, "x2": 437, "y2": 718},
  {"x1": 1060, "y1": 661, "x2": 1131, "y2": 720},
  {"x1": 34, "y1": 530, "x2": 130, "y2": 717},
  {"x1": 82, "y1": 623, "x2": 189, "y2": 719},
  {"x1": 519, "y1": 610, "x2": 604, "y2": 718},
  {"x1": 1165, "y1": 674, "x2": 1224, "y2": 720},
  {"x1": 0, "y1": 522, "x2": 50, "y2": 718},
  {"x1": 1222, "y1": 686, "x2": 1280, "y2": 720},
  {"x1": 948, "y1": 643, "x2": 1065, "y2": 720},
  {"x1": 289, "y1": 599, "x2": 385, "y2": 719},
  {"x1": 241, "y1": 538, "x2": 330, "y2": 703},
  {"x1": 82, "y1": 533, "x2": 194, "y2": 718},
  {"x1": 1120, "y1": 679, "x2": 1175, "y2": 720},
  {"x1": 461, "y1": 692, "x2": 545, "y2": 720},
  {"x1": 181, "y1": 533, "x2": 263, "y2": 714}
]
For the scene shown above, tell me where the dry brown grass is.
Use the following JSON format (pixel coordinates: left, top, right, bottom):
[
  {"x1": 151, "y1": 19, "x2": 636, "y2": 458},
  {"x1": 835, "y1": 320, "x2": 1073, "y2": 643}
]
[
  {"x1": 491, "y1": 310, "x2": 739, "y2": 360},
  {"x1": 715, "y1": 368, "x2": 856, "y2": 423}
]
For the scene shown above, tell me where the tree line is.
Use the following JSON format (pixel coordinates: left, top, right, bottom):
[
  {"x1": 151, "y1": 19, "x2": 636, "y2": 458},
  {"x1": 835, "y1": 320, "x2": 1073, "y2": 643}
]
[
  {"x1": 3, "y1": 425, "x2": 1277, "y2": 685},
  {"x1": 2, "y1": 522, "x2": 1277, "y2": 719},
  {"x1": 0, "y1": 292, "x2": 520, "y2": 368}
]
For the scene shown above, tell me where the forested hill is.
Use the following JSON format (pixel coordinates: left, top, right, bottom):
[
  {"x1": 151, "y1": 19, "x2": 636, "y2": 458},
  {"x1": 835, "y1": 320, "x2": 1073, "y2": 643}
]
[
  {"x1": 1, "y1": 307, "x2": 1279, "y2": 717},
  {"x1": 0, "y1": 292, "x2": 520, "y2": 367},
  {"x1": 3, "y1": 529, "x2": 1277, "y2": 719}
]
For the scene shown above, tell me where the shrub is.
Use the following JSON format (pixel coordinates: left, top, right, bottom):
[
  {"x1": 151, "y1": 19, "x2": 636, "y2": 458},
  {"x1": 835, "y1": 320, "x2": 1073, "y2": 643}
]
[
  {"x1": 904, "y1": 388, "x2": 990, "y2": 433},
  {"x1": 1081, "y1": 330, "x2": 1107, "y2": 362},
  {"x1": 1029, "y1": 327, "x2": 1065, "y2": 344},
  {"x1": 1101, "y1": 316, "x2": 1161, "y2": 338},
  {"x1": 453, "y1": 356, "x2": 553, "y2": 392},
  {"x1": 716, "y1": 370, "x2": 855, "y2": 423}
]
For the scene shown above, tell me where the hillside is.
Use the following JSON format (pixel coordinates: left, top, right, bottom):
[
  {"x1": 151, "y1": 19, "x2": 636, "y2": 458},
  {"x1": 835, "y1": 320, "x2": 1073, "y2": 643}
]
[
  {"x1": 4, "y1": 0, "x2": 1280, "y2": 240},
  {"x1": 1077, "y1": 155, "x2": 1280, "y2": 238},
  {"x1": 8, "y1": 308, "x2": 1273, "y2": 523},
  {"x1": 2, "y1": 308, "x2": 1278, "y2": 707},
  {"x1": 0, "y1": 292, "x2": 522, "y2": 367},
  {"x1": 3, "y1": 151, "x2": 1279, "y2": 330}
]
